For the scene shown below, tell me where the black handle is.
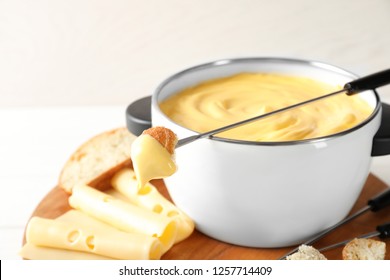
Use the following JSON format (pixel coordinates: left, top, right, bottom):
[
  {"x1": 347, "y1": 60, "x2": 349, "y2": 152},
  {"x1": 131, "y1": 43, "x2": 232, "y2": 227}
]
[
  {"x1": 345, "y1": 69, "x2": 390, "y2": 95},
  {"x1": 368, "y1": 188, "x2": 390, "y2": 212},
  {"x1": 377, "y1": 222, "x2": 390, "y2": 239},
  {"x1": 372, "y1": 103, "x2": 390, "y2": 156}
]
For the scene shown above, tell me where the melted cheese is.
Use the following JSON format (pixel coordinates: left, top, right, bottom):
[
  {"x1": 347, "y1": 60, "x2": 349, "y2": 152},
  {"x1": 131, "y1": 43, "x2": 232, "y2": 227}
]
[
  {"x1": 131, "y1": 134, "x2": 177, "y2": 190},
  {"x1": 159, "y1": 73, "x2": 373, "y2": 142},
  {"x1": 110, "y1": 168, "x2": 194, "y2": 243}
]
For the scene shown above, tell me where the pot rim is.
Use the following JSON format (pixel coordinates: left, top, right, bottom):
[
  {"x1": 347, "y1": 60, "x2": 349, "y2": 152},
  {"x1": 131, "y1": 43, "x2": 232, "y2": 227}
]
[{"x1": 152, "y1": 57, "x2": 381, "y2": 146}]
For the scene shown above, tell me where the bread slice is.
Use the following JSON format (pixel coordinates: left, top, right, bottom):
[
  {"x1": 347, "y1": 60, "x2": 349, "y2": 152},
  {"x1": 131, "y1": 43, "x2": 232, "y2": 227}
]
[
  {"x1": 59, "y1": 127, "x2": 136, "y2": 193},
  {"x1": 142, "y1": 126, "x2": 178, "y2": 154},
  {"x1": 342, "y1": 238, "x2": 386, "y2": 260},
  {"x1": 286, "y1": 245, "x2": 327, "y2": 260}
]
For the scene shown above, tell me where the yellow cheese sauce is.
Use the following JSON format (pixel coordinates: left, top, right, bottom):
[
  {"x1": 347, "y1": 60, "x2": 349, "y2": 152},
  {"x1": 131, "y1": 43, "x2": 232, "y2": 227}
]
[
  {"x1": 159, "y1": 73, "x2": 373, "y2": 142},
  {"x1": 131, "y1": 134, "x2": 177, "y2": 189}
]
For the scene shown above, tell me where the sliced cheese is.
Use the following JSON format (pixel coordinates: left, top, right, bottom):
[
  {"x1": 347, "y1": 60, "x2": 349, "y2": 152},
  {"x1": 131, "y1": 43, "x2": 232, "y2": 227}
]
[
  {"x1": 19, "y1": 243, "x2": 114, "y2": 260},
  {"x1": 58, "y1": 210, "x2": 166, "y2": 259},
  {"x1": 69, "y1": 184, "x2": 177, "y2": 253},
  {"x1": 25, "y1": 216, "x2": 162, "y2": 260},
  {"x1": 57, "y1": 209, "x2": 113, "y2": 229},
  {"x1": 111, "y1": 168, "x2": 194, "y2": 243}
]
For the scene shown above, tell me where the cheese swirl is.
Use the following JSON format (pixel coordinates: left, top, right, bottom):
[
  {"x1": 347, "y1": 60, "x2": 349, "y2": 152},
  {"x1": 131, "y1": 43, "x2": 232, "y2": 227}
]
[{"x1": 159, "y1": 73, "x2": 373, "y2": 142}]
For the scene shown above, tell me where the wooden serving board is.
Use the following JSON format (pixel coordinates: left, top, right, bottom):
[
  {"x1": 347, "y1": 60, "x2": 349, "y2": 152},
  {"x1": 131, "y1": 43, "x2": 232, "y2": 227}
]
[{"x1": 26, "y1": 174, "x2": 390, "y2": 260}]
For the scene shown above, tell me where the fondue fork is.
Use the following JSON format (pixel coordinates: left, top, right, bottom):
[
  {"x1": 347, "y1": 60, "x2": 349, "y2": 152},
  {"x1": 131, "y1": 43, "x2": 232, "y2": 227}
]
[
  {"x1": 278, "y1": 188, "x2": 390, "y2": 259},
  {"x1": 317, "y1": 221, "x2": 390, "y2": 253},
  {"x1": 176, "y1": 69, "x2": 390, "y2": 148}
]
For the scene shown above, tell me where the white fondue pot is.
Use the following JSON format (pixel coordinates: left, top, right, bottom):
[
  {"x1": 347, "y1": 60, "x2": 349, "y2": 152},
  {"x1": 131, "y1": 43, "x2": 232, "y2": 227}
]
[{"x1": 127, "y1": 58, "x2": 390, "y2": 247}]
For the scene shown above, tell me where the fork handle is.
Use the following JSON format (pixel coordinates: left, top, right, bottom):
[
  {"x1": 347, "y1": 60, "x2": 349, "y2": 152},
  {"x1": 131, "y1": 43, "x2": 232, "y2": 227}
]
[{"x1": 345, "y1": 69, "x2": 390, "y2": 95}]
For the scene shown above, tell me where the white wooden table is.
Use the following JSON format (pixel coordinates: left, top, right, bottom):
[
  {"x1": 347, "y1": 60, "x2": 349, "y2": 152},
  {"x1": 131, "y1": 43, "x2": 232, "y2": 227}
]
[{"x1": 0, "y1": 0, "x2": 390, "y2": 259}]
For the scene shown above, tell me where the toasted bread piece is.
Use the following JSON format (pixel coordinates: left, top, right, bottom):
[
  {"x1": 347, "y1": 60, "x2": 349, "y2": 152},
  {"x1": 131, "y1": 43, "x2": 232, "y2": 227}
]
[
  {"x1": 342, "y1": 238, "x2": 386, "y2": 260},
  {"x1": 286, "y1": 245, "x2": 327, "y2": 260},
  {"x1": 59, "y1": 127, "x2": 136, "y2": 193},
  {"x1": 142, "y1": 127, "x2": 177, "y2": 154}
]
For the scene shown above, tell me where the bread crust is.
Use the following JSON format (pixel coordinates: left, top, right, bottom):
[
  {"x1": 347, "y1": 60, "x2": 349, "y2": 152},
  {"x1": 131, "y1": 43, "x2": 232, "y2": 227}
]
[
  {"x1": 59, "y1": 127, "x2": 136, "y2": 193},
  {"x1": 342, "y1": 238, "x2": 386, "y2": 260},
  {"x1": 142, "y1": 126, "x2": 178, "y2": 154}
]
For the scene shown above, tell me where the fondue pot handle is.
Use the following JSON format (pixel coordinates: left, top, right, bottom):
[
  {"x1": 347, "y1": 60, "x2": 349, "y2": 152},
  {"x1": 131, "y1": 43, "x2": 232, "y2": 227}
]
[
  {"x1": 126, "y1": 96, "x2": 152, "y2": 136},
  {"x1": 372, "y1": 102, "x2": 390, "y2": 156}
]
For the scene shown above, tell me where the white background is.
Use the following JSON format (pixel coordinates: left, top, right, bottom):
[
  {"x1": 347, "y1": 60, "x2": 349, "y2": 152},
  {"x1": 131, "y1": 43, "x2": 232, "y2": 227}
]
[{"x1": 0, "y1": 0, "x2": 389, "y2": 259}]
